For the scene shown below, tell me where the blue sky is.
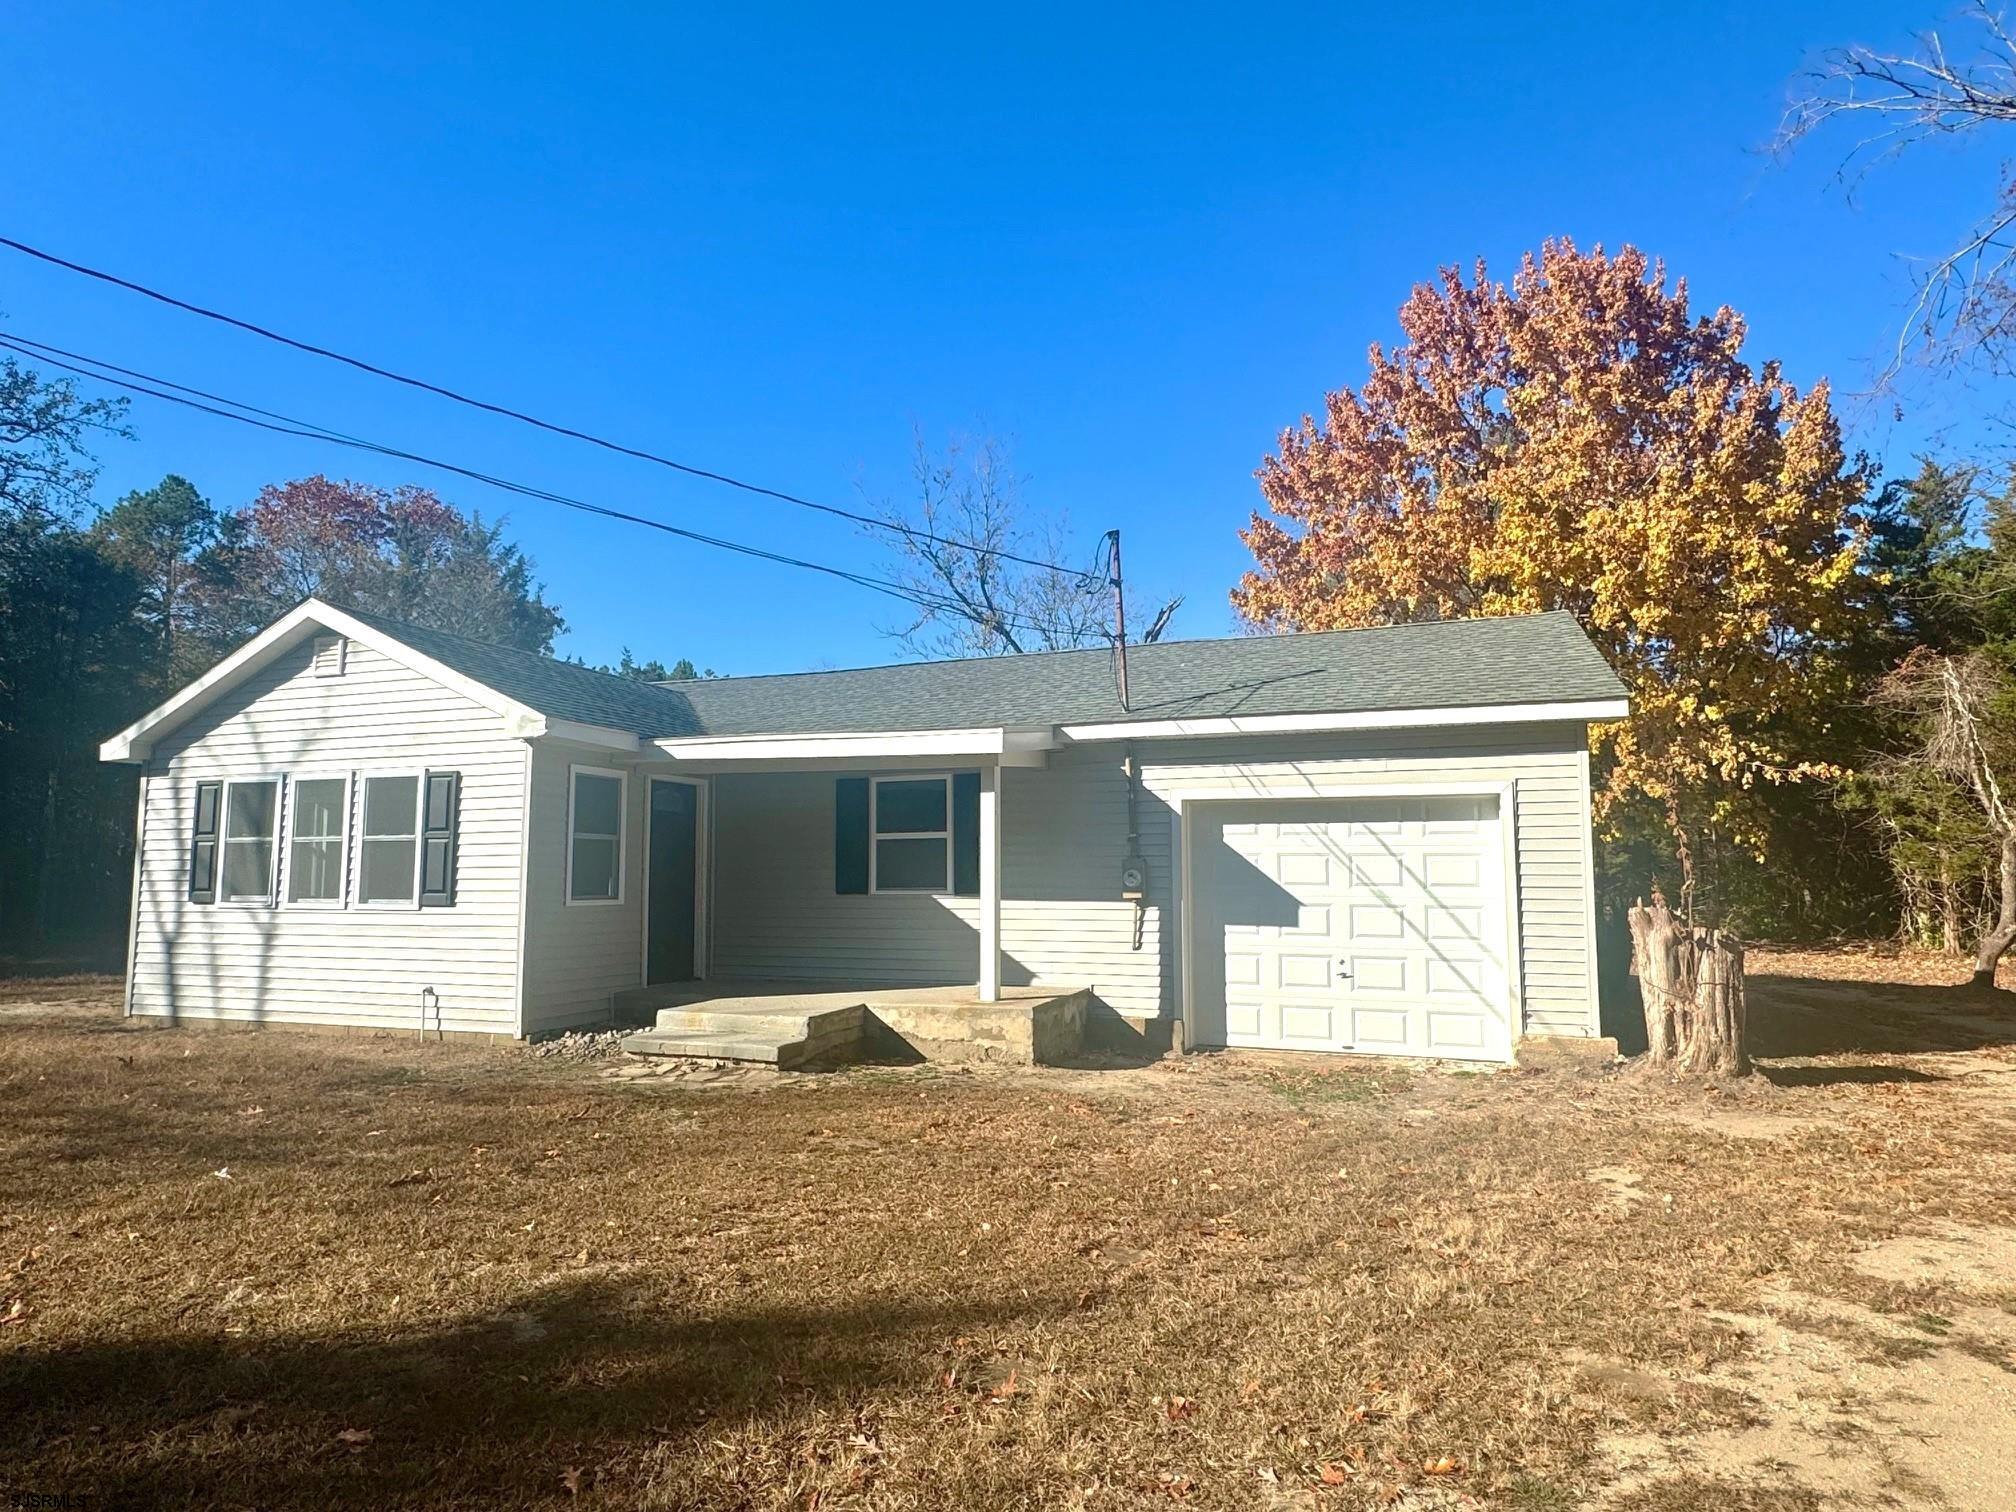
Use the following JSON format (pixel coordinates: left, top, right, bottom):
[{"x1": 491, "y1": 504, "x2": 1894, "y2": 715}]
[{"x1": 5, "y1": 3, "x2": 1998, "y2": 673}]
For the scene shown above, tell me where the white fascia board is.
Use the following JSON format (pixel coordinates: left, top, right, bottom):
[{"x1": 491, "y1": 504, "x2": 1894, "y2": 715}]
[
  {"x1": 521, "y1": 716, "x2": 642, "y2": 753},
  {"x1": 1058, "y1": 698, "x2": 1630, "y2": 743},
  {"x1": 653, "y1": 726, "x2": 1057, "y2": 763},
  {"x1": 99, "y1": 598, "x2": 539, "y2": 762}
]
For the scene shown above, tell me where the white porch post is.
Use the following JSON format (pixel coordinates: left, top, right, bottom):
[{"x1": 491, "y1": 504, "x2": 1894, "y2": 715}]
[{"x1": 979, "y1": 764, "x2": 1001, "y2": 1002}]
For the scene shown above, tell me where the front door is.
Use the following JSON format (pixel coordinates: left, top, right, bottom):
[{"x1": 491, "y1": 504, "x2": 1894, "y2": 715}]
[{"x1": 647, "y1": 779, "x2": 699, "y2": 984}]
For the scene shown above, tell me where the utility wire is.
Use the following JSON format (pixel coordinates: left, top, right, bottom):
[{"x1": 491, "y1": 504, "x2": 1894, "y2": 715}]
[
  {"x1": 0, "y1": 234, "x2": 1102, "y2": 582},
  {"x1": 0, "y1": 333, "x2": 1069, "y2": 639}
]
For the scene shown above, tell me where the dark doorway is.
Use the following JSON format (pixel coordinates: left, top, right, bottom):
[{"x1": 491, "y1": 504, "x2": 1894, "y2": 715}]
[{"x1": 647, "y1": 779, "x2": 699, "y2": 984}]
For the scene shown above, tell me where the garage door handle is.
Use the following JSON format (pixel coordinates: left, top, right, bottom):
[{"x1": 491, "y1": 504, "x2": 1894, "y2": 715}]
[{"x1": 1335, "y1": 962, "x2": 1352, "y2": 977}]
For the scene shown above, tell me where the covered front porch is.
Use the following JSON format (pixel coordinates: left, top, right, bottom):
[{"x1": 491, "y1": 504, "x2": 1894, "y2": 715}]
[
  {"x1": 525, "y1": 716, "x2": 1166, "y2": 1051},
  {"x1": 576, "y1": 714, "x2": 1161, "y2": 1027},
  {"x1": 638, "y1": 728, "x2": 1053, "y2": 1006}
]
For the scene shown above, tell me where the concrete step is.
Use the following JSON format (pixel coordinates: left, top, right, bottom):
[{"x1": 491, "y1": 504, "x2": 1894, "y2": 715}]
[
  {"x1": 649, "y1": 1005, "x2": 860, "y2": 1040},
  {"x1": 621, "y1": 1028, "x2": 804, "y2": 1066},
  {"x1": 622, "y1": 1003, "x2": 867, "y2": 1070}
]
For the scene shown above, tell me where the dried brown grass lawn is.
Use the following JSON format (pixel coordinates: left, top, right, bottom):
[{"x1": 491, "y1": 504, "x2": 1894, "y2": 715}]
[{"x1": 5, "y1": 955, "x2": 2016, "y2": 1509}]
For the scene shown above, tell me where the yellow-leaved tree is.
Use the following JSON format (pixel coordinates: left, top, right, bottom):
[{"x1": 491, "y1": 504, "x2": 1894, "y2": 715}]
[{"x1": 1233, "y1": 240, "x2": 1875, "y2": 906}]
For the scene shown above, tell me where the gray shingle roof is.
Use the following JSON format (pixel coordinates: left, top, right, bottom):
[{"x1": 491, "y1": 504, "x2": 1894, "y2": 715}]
[
  {"x1": 338, "y1": 607, "x2": 710, "y2": 736},
  {"x1": 342, "y1": 607, "x2": 1625, "y2": 740}
]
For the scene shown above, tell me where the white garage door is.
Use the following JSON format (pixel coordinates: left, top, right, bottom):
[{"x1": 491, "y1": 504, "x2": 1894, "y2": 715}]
[{"x1": 1192, "y1": 796, "x2": 1514, "y2": 1061}]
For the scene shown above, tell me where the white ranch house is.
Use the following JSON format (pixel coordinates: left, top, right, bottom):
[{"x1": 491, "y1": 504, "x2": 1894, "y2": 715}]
[{"x1": 99, "y1": 600, "x2": 1628, "y2": 1064}]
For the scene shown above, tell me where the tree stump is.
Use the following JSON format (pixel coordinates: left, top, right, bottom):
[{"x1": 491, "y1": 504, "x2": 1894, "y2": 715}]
[{"x1": 1626, "y1": 894, "x2": 1750, "y2": 1077}]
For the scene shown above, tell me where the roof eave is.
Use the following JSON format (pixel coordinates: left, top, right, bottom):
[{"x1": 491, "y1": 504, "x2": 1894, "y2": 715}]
[
  {"x1": 1056, "y1": 698, "x2": 1630, "y2": 743},
  {"x1": 652, "y1": 725, "x2": 1059, "y2": 764}
]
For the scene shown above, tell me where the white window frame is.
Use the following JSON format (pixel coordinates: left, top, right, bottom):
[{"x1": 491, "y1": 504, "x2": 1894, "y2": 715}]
[
  {"x1": 869, "y1": 773, "x2": 953, "y2": 896},
  {"x1": 218, "y1": 775, "x2": 285, "y2": 907},
  {"x1": 351, "y1": 769, "x2": 426, "y2": 911},
  {"x1": 280, "y1": 770, "x2": 352, "y2": 910},
  {"x1": 566, "y1": 763, "x2": 628, "y2": 907}
]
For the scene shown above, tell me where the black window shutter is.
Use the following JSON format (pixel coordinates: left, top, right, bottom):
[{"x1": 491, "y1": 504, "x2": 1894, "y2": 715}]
[
  {"x1": 952, "y1": 772, "x2": 980, "y2": 897},
  {"x1": 187, "y1": 780, "x2": 222, "y2": 904},
  {"x1": 419, "y1": 770, "x2": 460, "y2": 908},
  {"x1": 834, "y1": 776, "x2": 870, "y2": 894}
]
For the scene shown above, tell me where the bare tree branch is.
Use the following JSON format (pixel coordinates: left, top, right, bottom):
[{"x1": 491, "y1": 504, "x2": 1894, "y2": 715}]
[
  {"x1": 1778, "y1": 3, "x2": 2016, "y2": 384},
  {"x1": 866, "y1": 431, "x2": 1181, "y2": 658}
]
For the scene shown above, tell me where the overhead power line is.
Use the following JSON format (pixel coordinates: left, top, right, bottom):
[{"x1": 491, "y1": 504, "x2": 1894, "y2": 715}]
[
  {"x1": 0, "y1": 234, "x2": 1100, "y2": 582},
  {"x1": 0, "y1": 332, "x2": 1070, "y2": 640}
]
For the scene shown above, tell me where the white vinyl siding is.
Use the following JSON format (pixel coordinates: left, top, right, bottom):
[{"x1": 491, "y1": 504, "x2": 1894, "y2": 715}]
[
  {"x1": 521, "y1": 743, "x2": 648, "y2": 1035},
  {"x1": 130, "y1": 637, "x2": 526, "y2": 1036}
]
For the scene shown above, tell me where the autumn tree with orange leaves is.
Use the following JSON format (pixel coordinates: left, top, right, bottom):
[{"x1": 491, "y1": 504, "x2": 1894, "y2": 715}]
[{"x1": 1234, "y1": 241, "x2": 1876, "y2": 910}]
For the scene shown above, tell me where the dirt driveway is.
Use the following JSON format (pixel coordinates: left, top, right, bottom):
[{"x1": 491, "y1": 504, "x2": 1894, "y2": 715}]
[{"x1": 3, "y1": 952, "x2": 2015, "y2": 1510}]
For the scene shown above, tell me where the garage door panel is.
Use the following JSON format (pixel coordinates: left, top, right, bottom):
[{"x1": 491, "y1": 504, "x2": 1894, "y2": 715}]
[
  {"x1": 1427, "y1": 957, "x2": 1487, "y2": 999},
  {"x1": 1197, "y1": 797, "x2": 1512, "y2": 1061},
  {"x1": 1277, "y1": 952, "x2": 1333, "y2": 989},
  {"x1": 1279, "y1": 1002, "x2": 1338, "y2": 1041},
  {"x1": 1426, "y1": 1012, "x2": 1487, "y2": 1052},
  {"x1": 1287, "y1": 904, "x2": 1330, "y2": 937},
  {"x1": 1349, "y1": 954, "x2": 1410, "y2": 993},
  {"x1": 1425, "y1": 852, "x2": 1481, "y2": 888},
  {"x1": 1351, "y1": 1007, "x2": 1415, "y2": 1051},
  {"x1": 1351, "y1": 854, "x2": 1403, "y2": 887},
  {"x1": 1427, "y1": 904, "x2": 1484, "y2": 940},
  {"x1": 1278, "y1": 851, "x2": 1331, "y2": 886},
  {"x1": 1348, "y1": 901, "x2": 1406, "y2": 938}
]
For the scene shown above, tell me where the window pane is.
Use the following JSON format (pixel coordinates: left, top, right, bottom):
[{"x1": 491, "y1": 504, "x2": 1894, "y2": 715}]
[
  {"x1": 876, "y1": 836, "x2": 948, "y2": 891},
  {"x1": 292, "y1": 778, "x2": 346, "y2": 840},
  {"x1": 222, "y1": 840, "x2": 273, "y2": 900},
  {"x1": 226, "y1": 781, "x2": 278, "y2": 839},
  {"x1": 289, "y1": 839, "x2": 344, "y2": 902},
  {"x1": 876, "y1": 779, "x2": 946, "y2": 835},
  {"x1": 363, "y1": 776, "x2": 418, "y2": 838},
  {"x1": 571, "y1": 835, "x2": 619, "y2": 900},
  {"x1": 573, "y1": 773, "x2": 622, "y2": 835},
  {"x1": 359, "y1": 837, "x2": 417, "y2": 902}
]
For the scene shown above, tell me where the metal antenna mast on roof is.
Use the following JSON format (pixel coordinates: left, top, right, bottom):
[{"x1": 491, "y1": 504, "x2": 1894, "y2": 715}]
[{"x1": 1106, "y1": 529, "x2": 1130, "y2": 713}]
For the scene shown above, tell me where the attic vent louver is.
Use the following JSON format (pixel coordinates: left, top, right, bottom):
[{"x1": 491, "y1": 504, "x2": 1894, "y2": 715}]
[{"x1": 312, "y1": 635, "x2": 348, "y2": 677}]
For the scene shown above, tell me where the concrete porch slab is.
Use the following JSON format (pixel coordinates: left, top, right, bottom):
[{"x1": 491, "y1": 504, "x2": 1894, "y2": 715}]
[{"x1": 613, "y1": 979, "x2": 1092, "y2": 1066}]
